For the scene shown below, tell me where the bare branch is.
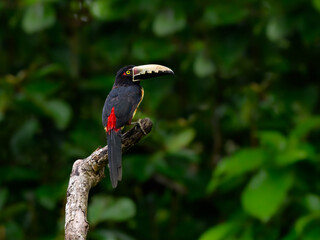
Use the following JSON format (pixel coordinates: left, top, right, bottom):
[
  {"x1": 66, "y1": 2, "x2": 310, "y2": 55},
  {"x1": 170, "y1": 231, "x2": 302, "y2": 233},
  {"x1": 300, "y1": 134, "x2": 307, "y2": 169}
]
[{"x1": 64, "y1": 118, "x2": 152, "y2": 240}]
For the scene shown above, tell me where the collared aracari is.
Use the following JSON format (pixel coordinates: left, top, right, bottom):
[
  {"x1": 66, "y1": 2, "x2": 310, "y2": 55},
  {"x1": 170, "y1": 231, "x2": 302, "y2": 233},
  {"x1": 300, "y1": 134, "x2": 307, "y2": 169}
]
[{"x1": 102, "y1": 64, "x2": 174, "y2": 188}]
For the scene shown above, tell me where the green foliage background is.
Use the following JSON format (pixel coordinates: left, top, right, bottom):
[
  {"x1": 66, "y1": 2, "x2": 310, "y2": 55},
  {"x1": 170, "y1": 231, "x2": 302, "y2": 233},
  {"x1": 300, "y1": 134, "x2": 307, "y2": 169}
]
[{"x1": 1, "y1": 0, "x2": 320, "y2": 239}]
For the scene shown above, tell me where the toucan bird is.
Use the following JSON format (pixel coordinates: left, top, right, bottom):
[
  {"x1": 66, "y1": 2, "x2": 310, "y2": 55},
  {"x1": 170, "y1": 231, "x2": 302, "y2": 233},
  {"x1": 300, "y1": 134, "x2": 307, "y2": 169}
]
[{"x1": 102, "y1": 64, "x2": 174, "y2": 188}]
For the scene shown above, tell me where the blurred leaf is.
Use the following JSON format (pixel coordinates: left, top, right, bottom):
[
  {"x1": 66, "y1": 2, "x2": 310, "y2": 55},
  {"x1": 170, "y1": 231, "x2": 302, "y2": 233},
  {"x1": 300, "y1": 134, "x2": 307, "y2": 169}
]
[
  {"x1": 215, "y1": 148, "x2": 265, "y2": 177},
  {"x1": 89, "y1": 0, "x2": 127, "y2": 21},
  {"x1": 89, "y1": 0, "x2": 112, "y2": 20},
  {"x1": 4, "y1": 221, "x2": 24, "y2": 240},
  {"x1": 0, "y1": 188, "x2": 8, "y2": 211},
  {"x1": 24, "y1": 80, "x2": 62, "y2": 98},
  {"x1": 70, "y1": 123, "x2": 101, "y2": 152},
  {"x1": 214, "y1": 36, "x2": 246, "y2": 74},
  {"x1": 0, "y1": 203, "x2": 28, "y2": 220},
  {"x1": 0, "y1": 90, "x2": 10, "y2": 121},
  {"x1": 124, "y1": 155, "x2": 154, "y2": 182},
  {"x1": 150, "y1": 151, "x2": 166, "y2": 169},
  {"x1": 80, "y1": 75, "x2": 114, "y2": 91},
  {"x1": 208, "y1": 148, "x2": 265, "y2": 193},
  {"x1": 23, "y1": 0, "x2": 61, "y2": 4},
  {"x1": 199, "y1": 221, "x2": 237, "y2": 240},
  {"x1": 88, "y1": 195, "x2": 136, "y2": 225},
  {"x1": 94, "y1": 35, "x2": 128, "y2": 64},
  {"x1": 18, "y1": 94, "x2": 72, "y2": 130},
  {"x1": 10, "y1": 118, "x2": 39, "y2": 155},
  {"x1": 275, "y1": 147, "x2": 311, "y2": 166},
  {"x1": 281, "y1": 229, "x2": 298, "y2": 240},
  {"x1": 0, "y1": 167, "x2": 40, "y2": 183},
  {"x1": 290, "y1": 116, "x2": 320, "y2": 140},
  {"x1": 90, "y1": 229, "x2": 134, "y2": 240},
  {"x1": 193, "y1": 52, "x2": 216, "y2": 78},
  {"x1": 266, "y1": 17, "x2": 287, "y2": 42},
  {"x1": 169, "y1": 149, "x2": 200, "y2": 163},
  {"x1": 153, "y1": 9, "x2": 186, "y2": 36},
  {"x1": 295, "y1": 212, "x2": 320, "y2": 235},
  {"x1": 300, "y1": 224, "x2": 320, "y2": 240},
  {"x1": 33, "y1": 63, "x2": 63, "y2": 78},
  {"x1": 258, "y1": 131, "x2": 287, "y2": 151},
  {"x1": 303, "y1": 194, "x2": 320, "y2": 212},
  {"x1": 22, "y1": 3, "x2": 56, "y2": 33},
  {"x1": 241, "y1": 170, "x2": 293, "y2": 222},
  {"x1": 132, "y1": 39, "x2": 175, "y2": 61},
  {"x1": 165, "y1": 128, "x2": 195, "y2": 152},
  {"x1": 203, "y1": 4, "x2": 248, "y2": 26},
  {"x1": 142, "y1": 78, "x2": 174, "y2": 111},
  {"x1": 206, "y1": 178, "x2": 220, "y2": 194},
  {"x1": 62, "y1": 142, "x2": 88, "y2": 158},
  {"x1": 312, "y1": 0, "x2": 320, "y2": 12},
  {"x1": 45, "y1": 99, "x2": 72, "y2": 129},
  {"x1": 239, "y1": 227, "x2": 254, "y2": 240},
  {"x1": 35, "y1": 182, "x2": 68, "y2": 209}
]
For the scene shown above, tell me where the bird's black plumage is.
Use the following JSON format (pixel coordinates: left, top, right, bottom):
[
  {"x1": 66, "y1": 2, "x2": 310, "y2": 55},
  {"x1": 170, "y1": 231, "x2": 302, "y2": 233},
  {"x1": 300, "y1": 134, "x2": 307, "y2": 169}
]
[
  {"x1": 102, "y1": 85, "x2": 142, "y2": 128},
  {"x1": 102, "y1": 64, "x2": 173, "y2": 188},
  {"x1": 102, "y1": 66, "x2": 143, "y2": 188}
]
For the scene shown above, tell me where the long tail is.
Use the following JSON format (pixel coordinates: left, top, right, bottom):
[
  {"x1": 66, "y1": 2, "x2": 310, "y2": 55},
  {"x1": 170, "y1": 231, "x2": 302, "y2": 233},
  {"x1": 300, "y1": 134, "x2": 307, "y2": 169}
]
[{"x1": 107, "y1": 129, "x2": 122, "y2": 188}]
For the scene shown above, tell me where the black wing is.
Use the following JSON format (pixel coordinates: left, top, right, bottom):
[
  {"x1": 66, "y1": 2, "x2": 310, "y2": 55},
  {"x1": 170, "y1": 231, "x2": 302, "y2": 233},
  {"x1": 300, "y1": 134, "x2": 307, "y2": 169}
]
[{"x1": 102, "y1": 85, "x2": 142, "y2": 128}]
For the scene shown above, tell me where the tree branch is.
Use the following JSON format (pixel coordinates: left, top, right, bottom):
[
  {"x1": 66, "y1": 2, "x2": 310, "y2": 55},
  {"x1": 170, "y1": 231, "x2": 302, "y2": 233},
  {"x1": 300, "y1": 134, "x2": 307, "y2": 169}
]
[{"x1": 64, "y1": 118, "x2": 153, "y2": 240}]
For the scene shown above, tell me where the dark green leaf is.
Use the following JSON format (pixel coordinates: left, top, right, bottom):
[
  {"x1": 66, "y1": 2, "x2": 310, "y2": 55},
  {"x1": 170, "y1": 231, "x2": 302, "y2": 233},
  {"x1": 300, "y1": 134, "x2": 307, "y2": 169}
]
[
  {"x1": 300, "y1": 224, "x2": 320, "y2": 240},
  {"x1": 193, "y1": 52, "x2": 216, "y2": 78},
  {"x1": 312, "y1": 0, "x2": 320, "y2": 12},
  {"x1": 0, "y1": 167, "x2": 40, "y2": 183},
  {"x1": 153, "y1": 9, "x2": 186, "y2": 36},
  {"x1": 199, "y1": 221, "x2": 238, "y2": 240},
  {"x1": 1, "y1": 203, "x2": 28, "y2": 220},
  {"x1": 266, "y1": 17, "x2": 287, "y2": 42},
  {"x1": 88, "y1": 195, "x2": 136, "y2": 225},
  {"x1": 24, "y1": 80, "x2": 62, "y2": 98},
  {"x1": 290, "y1": 117, "x2": 320, "y2": 141},
  {"x1": 89, "y1": 0, "x2": 127, "y2": 21},
  {"x1": 165, "y1": 128, "x2": 195, "y2": 152},
  {"x1": 45, "y1": 99, "x2": 72, "y2": 130},
  {"x1": 274, "y1": 146, "x2": 312, "y2": 166},
  {"x1": 4, "y1": 221, "x2": 24, "y2": 240},
  {"x1": 295, "y1": 212, "x2": 320, "y2": 235},
  {"x1": 281, "y1": 229, "x2": 298, "y2": 240},
  {"x1": 10, "y1": 118, "x2": 39, "y2": 155},
  {"x1": 124, "y1": 155, "x2": 154, "y2": 182},
  {"x1": 258, "y1": 131, "x2": 287, "y2": 151},
  {"x1": 303, "y1": 194, "x2": 320, "y2": 212},
  {"x1": 241, "y1": 170, "x2": 293, "y2": 222},
  {"x1": 132, "y1": 39, "x2": 175, "y2": 61},
  {"x1": 0, "y1": 188, "x2": 8, "y2": 211},
  {"x1": 90, "y1": 229, "x2": 134, "y2": 240},
  {"x1": 215, "y1": 148, "x2": 265, "y2": 177},
  {"x1": 22, "y1": 3, "x2": 56, "y2": 33},
  {"x1": 35, "y1": 182, "x2": 68, "y2": 209},
  {"x1": 208, "y1": 148, "x2": 265, "y2": 193},
  {"x1": 32, "y1": 63, "x2": 63, "y2": 78},
  {"x1": 203, "y1": 4, "x2": 248, "y2": 26}
]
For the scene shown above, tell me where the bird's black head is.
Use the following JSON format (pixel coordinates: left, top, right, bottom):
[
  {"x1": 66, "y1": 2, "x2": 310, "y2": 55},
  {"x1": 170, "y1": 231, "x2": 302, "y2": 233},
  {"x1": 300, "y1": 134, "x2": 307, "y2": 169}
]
[
  {"x1": 114, "y1": 64, "x2": 174, "y2": 87},
  {"x1": 114, "y1": 65, "x2": 136, "y2": 86}
]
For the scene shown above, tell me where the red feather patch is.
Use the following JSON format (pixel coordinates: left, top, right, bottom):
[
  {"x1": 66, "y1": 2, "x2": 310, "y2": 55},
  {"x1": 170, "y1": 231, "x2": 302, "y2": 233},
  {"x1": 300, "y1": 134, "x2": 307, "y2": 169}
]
[{"x1": 106, "y1": 107, "x2": 120, "y2": 133}]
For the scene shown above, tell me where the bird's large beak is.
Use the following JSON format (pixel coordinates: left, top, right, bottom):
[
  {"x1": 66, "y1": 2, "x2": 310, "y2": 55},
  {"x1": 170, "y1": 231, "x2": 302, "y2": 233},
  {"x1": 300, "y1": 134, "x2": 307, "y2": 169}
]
[{"x1": 132, "y1": 64, "x2": 174, "y2": 81}]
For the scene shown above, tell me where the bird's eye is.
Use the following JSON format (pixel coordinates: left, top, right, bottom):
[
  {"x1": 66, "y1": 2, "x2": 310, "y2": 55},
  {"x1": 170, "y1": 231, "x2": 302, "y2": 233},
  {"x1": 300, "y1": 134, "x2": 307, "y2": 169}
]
[{"x1": 126, "y1": 70, "x2": 131, "y2": 75}]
